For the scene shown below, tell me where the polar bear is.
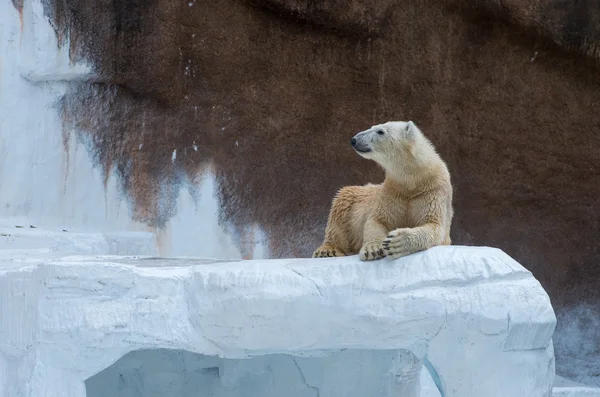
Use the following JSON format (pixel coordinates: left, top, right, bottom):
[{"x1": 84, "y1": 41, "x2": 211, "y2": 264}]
[{"x1": 313, "y1": 120, "x2": 453, "y2": 261}]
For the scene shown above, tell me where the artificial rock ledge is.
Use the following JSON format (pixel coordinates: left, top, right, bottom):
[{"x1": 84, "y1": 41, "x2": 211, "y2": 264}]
[{"x1": 0, "y1": 246, "x2": 556, "y2": 397}]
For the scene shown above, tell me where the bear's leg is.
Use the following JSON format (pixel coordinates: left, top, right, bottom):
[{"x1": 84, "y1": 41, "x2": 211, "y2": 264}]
[
  {"x1": 312, "y1": 188, "x2": 355, "y2": 258},
  {"x1": 359, "y1": 218, "x2": 388, "y2": 261},
  {"x1": 312, "y1": 244, "x2": 346, "y2": 258},
  {"x1": 383, "y1": 223, "x2": 443, "y2": 259}
]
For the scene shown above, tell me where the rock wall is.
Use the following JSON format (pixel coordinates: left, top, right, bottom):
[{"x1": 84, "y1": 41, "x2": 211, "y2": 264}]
[
  {"x1": 0, "y1": 0, "x2": 259, "y2": 260},
  {"x1": 4, "y1": 0, "x2": 600, "y2": 386}
]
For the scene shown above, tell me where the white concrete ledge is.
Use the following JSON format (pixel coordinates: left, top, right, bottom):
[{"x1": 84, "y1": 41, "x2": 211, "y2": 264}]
[
  {"x1": 553, "y1": 388, "x2": 600, "y2": 397},
  {"x1": 0, "y1": 246, "x2": 556, "y2": 397},
  {"x1": 0, "y1": 226, "x2": 157, "y2": 262},
  {"x1": 554, "y1": 377, "x2": 600, "y2": 397}
]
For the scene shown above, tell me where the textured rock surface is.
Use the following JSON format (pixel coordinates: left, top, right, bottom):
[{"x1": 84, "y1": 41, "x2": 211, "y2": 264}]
[
  {"x1": 244, "y1": 0, "x2": 396, "y2": 36},
  {"x1": 6, "y1": 0, "x2": 600, "y2": 385},
  {"x1": 0, "y1": 245, "x2": 556, "y2": 397}
]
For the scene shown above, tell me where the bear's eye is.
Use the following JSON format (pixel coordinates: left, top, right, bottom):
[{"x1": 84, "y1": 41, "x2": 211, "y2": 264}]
[{"x1": 377, "y1": 130, "x2": 385, "y2": 135}]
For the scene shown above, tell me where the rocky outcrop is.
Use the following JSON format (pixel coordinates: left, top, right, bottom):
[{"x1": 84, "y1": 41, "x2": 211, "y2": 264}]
[
  {"x1": 0, "y1": 246, "x2": 556, "y2": 397},
  {"x1": 22, "y1": 0, "x2": 600, "y2": 385}
]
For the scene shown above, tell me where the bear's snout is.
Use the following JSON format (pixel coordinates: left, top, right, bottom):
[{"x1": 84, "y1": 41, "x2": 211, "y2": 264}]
[{"x1": 351, "y1": 133, "x2": 372, "y2": 154}]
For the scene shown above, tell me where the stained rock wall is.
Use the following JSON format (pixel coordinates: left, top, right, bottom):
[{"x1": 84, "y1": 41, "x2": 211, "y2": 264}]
[{"x1": 4, "y1": 0, "x2": 600, "y2": 386}]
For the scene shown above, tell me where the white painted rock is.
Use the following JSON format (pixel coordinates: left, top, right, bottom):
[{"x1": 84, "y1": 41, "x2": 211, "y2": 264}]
[{"x1": 0, "y1": 245, "x2": 556, "y2": 397}]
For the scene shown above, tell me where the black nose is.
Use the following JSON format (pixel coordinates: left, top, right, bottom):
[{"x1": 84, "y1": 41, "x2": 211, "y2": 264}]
[{"x1": 351, "y1": 138, "x2": 357, "y2": 147}]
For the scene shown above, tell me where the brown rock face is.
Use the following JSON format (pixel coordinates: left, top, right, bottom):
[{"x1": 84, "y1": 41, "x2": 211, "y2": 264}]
[
  {"x1": 245, "y1": 0, "x2": 395, "y2": 36},
  {"x1": 35, "y1": 0, "x2": 600, "y2": 385}
]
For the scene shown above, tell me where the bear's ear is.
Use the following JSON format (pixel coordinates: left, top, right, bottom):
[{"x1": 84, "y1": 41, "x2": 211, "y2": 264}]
[{"x1": 406, "y1": 120, "x2": 416, "y2": 137}]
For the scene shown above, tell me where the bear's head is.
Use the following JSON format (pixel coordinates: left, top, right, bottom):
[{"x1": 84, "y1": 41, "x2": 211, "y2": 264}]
[
  {"x1": 351, "y1": 120, "x2": 434, "y2": 171},
  {"x1": 351, "y1": 120, "x2": 446, "y2": 186},
  {"x1": 350, "y1": 120, "x2": 442, "y2": 180},
  {"x1": 351, "y1": 120, "x2": 419, "y2": 158}
]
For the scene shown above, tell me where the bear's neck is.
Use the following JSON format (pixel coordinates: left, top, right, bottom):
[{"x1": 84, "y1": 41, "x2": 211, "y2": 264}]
[
  {"x1": 383, "y1": 167, "x2": 441, "y2": 195},
  {"x1": 382, "y1": 143, "x2": 446, "y2": 195}
]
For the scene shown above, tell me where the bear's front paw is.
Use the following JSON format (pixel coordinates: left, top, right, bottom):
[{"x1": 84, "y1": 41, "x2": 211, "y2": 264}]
[
  {"x1": 359, "y1": 241, "x2": 386, "y2": 261},
  {"x1": 382, "y1": 228, "x2": 417, "y2": 259},
  {"x1": 313, "y1": 245, "x2": 345, "y2": 258}
]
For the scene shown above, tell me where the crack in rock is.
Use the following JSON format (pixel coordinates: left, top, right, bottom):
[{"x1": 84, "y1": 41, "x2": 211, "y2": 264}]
[
  {"x1": 292, "y1": 358, "x2": 321, "y2": 397},
  {"x1": 288, "y1": 268, "x2": 323, "y2": 298}
]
